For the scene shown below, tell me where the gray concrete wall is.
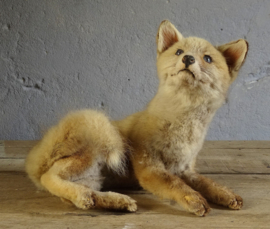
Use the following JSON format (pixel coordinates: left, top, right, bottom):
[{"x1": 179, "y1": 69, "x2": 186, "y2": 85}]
[{"x1": 0, "y1": 0, "x2": 269, "y2": 140}]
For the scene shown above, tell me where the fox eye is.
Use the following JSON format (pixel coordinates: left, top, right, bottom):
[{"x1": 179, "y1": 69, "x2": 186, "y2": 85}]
[
  {"x1": 204, "y1": 55, "x2": 212, "y2": 63},
  {"x1": 175, "y1": 49, "x2": 184, "y2": 56}
]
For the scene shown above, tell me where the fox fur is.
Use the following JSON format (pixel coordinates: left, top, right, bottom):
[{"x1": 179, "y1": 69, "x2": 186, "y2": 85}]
[{"x1": 25, "y1": 20, "x2": 248, "y2": 216}]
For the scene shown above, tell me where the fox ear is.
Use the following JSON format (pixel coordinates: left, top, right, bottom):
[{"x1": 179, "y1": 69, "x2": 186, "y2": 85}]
[
  {"x1": 156, "y1": 20, "x2": 183, "y2": 55},
  {"x1": 217, "y1": 39, "x2": 248, "y2": 80}
]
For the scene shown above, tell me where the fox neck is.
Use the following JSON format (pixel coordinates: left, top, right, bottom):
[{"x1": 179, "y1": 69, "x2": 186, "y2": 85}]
[{"x1": 147, "y1": 80, "x2": 224, "y2": 124}]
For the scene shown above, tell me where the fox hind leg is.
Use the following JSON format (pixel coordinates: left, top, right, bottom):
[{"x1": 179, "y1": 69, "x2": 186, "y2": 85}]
[
  {"x1": 40, "y1": 153, "x2": 137, "y2": 212},
  {"x1": 40, "y1": 154, "x2": 96, "y2": 209}
]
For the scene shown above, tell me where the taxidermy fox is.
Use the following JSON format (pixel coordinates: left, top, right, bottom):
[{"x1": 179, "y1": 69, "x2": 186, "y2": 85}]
[{"x1": 26, "y1": 20, "x2": 248, "y2": 216}]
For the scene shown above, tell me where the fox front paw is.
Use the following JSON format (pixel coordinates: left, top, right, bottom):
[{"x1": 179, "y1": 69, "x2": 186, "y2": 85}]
[
  {"x1": 213, "y1": 190, "x2": 243, "y2": 210},
  {"x1": 184, "y1": 192, "x2": 211, "y2": 216}
]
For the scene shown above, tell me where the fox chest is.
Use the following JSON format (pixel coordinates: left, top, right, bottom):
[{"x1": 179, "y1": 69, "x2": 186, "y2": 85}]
[{"x1": 149, "y1": 120, "x2": 207, "y2": 174}]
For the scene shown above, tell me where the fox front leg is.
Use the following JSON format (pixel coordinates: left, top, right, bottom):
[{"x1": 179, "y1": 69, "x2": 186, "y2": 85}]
[
  {"x1": 182, "y1": 171, "x2": 243, "y2": 210},
  {"x1": 133, "y1": 161, "x2": 211, "y2": 216}
]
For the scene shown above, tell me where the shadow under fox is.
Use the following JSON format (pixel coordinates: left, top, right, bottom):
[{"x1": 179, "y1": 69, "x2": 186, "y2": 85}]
[{"x1": 26, "y1": 20, "x2": 248, "y2": 216}]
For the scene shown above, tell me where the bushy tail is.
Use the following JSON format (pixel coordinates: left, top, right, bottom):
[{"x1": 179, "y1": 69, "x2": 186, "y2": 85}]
[{"x1": 25, "y1": 109, "x2": 127, "y2": 189}]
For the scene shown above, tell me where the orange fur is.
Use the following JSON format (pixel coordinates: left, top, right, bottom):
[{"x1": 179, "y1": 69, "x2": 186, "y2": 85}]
[{"x1": 25, "y1": 20, "x2": 248, "y2": 216}]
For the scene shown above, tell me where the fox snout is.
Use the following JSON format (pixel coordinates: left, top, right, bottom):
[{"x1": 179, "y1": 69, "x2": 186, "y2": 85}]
[{"x1": 182, "y1": 55, "x2": 195, "y2": 68}]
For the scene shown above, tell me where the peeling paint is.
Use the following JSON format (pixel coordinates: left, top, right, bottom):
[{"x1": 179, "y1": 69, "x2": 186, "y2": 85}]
[
  {"x1": 244, "y1": 63, "x2": 270, "y2": 89},
  {"x1": 2, "y1": 24, "x2": 11, "y2": 31},
  {"x1": 20, "y1": 78, "x2": 45, "y2": 93}
]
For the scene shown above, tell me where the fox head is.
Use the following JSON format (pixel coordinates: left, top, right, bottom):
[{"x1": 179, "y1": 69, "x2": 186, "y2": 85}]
[{"x1": 156, "y1": 20, "x2": 248, "y2": 105}]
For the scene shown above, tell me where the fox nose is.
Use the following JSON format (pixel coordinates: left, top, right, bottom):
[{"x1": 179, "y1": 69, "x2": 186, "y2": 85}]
[{"x1": 182, "y1": 55, "x2": 195, "y2": 68}]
